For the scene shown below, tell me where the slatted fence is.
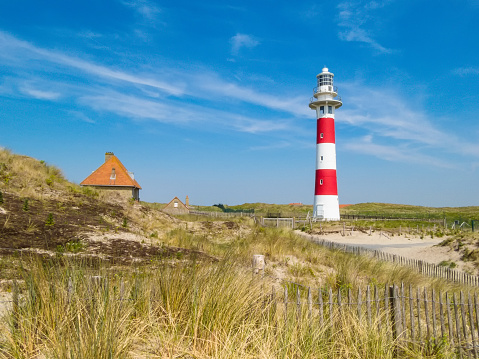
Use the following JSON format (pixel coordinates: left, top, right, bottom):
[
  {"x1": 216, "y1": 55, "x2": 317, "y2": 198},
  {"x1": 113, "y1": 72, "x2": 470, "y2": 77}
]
[
  {"x1": 299, "y1": 234, "x2": 479, "y2": 287},
  {"x1": 278, "y1": 281, "x2": 479, "y2": 357}
]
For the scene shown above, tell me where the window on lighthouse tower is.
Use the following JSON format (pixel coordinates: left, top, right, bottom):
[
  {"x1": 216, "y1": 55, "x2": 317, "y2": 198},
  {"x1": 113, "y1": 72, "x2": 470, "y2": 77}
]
[
  {"x1": 328, "y1": 106, "x2": 333, "y2": 114},
  {"x1": 320, "y1": 106, "x2": 324, "y2": 115}
]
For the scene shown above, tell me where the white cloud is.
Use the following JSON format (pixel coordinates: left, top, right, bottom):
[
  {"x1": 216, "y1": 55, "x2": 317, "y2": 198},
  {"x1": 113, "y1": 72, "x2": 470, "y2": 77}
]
[
  {"x1": 20, "y1": 86, "x2": 61, "y2": 100},
  {"x1": 230, "y1": 33, "x2": 260, "y2": 55},
  {"x1": 0, "y1": 31, "x2": 184, "y2": 96},
  {"x1": 453, "y1": 67, "x2": 479, "y2": 76},
  {"x1": 79, "y1": 91, "x2": 295, "y2": 135},
  {"x1": 336, "y1": 1, "x2": 392, "y2": 54},
  {"x1": 2, "y1": 31, "x2": 478, "y2": 170},
  {"x1": 67, "y1": 110, "x2": 95, "y2": 124},
  {"x1": 248, "y1": 141, "x2": 291, "y2": 151},
  {"x1": 338, "y1": 82, "x2": 479, "y2": 164},
  {"x1": 344, "y1": 135, "x2": 455, "y2": 168},
  {"x1": 121, "y1": 0, "x2": 161, "y2": 23}
]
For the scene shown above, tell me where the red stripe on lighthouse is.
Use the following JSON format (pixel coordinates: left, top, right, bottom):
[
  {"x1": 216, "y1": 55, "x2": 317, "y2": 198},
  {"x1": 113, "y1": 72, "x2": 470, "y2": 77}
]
[
  {"x1": 317, "y1": 117, "x2": 336, "y2": 144},
  {"x1": 315, "y1": 169, "x2": 338, "y2": 195}
]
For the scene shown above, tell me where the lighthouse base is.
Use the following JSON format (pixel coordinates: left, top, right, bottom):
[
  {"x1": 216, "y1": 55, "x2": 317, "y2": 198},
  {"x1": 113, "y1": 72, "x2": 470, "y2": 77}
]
[{"x1": 313, "y1": 195, "x2": 340, "y2": 221}]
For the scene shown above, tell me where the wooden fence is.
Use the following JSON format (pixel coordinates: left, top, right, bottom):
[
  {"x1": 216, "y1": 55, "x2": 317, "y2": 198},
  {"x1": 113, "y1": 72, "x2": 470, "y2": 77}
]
[
  {"x1": 277, "y1": 281, "x2": 479, "y2": 357},
  {"x1": 188, "y1": 210, "x2": 254, "y2": 218},
  {"x1": 301, "y1": 234, "x2": 479, "y2": 287},
  {"x1": 6, "y1": 275, "x2": 479, "y2": 357},
  {"x1": 186, "y1": 211, "x2": 477, "y2": 287},
  {"x1": 259, "y1": 217, "x2": 310, "y2": 229}
]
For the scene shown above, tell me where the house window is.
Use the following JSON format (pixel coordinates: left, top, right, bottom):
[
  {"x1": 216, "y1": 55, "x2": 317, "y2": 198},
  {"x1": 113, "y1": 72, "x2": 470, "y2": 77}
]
[
  {"x1": 328, "y1": 106, "x2": 333, "y2": 114},
  {"x1": 174, "y1": 201, "x2": 178, "y2": 208},
  {"x1": 320, "y1": 133, "x2": 324, "y2": 139},
  {"x1": 110, "y1": 168, "x2": 116, "y2": 180},
  {"x1": 320, "y1": 106, "x2": 324, "y2": 115},
  {"x1": 320, "y1": 179, "x2": 323, "y2": 185}
]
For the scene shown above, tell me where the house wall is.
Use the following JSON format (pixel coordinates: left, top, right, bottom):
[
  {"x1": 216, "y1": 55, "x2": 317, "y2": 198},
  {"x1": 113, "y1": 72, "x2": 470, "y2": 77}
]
[
  {"x1": 86, "y1": 186, "x2": 139, "y2": 201},
  {"x1": 163, "y1": 200, "x2": 189, "y2": 215}
]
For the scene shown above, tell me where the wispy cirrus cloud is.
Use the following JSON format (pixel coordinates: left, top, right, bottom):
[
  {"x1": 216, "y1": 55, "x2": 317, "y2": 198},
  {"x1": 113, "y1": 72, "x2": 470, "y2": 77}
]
[
  {"x1": 20, "y1": 86, "x2": 61, "y2": 100},
  {"x1": 230, "y1": 33, "x2": 260, "y2": 56},
  {"x1": 0, "y1": 31, "x2": 184, "y2": 96},
  {"x1": 338, "y1": 82, "x2": 479, "y2": 166},
  {"x1": 121, "y1": 0, "x2": 162, "y2": 24},
  {"x1": 2, "y1": 31, "x2": 478, "y2": 167},
  {"x1": 337, "y1": 1, "x2": 393, "y2": 54},
  {"x1": 0, "y1": 31, "x2": 303, "y2": 137},
  {"x1": 79, "y1": 90, "x2": 293, "y2": 134},
  {"x1": 453, "y1": 67, "x2": 479, "y2": 76},
  {"x1": 344, "y1": 135, "x2": 456, "y2": 169}
]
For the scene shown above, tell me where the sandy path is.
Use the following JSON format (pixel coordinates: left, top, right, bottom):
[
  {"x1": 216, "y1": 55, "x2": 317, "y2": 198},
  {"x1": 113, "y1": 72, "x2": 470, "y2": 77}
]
[{"x1": 297, "y1": 230, "x2": 466, "y2": 271}]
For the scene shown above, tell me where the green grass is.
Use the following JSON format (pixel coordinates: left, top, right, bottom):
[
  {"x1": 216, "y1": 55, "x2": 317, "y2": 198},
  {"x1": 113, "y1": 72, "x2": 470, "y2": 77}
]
[{"x1": 341, "y1": 202, "x2": 479, "y2": 222}]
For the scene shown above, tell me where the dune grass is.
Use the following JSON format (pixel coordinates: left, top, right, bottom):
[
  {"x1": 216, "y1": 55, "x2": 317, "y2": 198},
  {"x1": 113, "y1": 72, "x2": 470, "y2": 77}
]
[{"x1": 1, "y1": 256, "x2": 442, "y2": 359}]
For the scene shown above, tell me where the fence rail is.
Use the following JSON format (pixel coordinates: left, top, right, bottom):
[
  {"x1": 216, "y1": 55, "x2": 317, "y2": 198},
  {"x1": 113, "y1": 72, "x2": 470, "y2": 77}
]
[{"x1": 189, "y1": 210, "x2": 254, "y2": 218}]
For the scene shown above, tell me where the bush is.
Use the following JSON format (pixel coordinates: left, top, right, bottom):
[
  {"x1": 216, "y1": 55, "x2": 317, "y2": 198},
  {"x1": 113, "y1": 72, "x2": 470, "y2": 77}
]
[
  {"x1": 23, "y1": 199, "x2": 29, "y2": 211},
  {"x1": 45, "y1": 213, "x2": 55, "y2": 226}
]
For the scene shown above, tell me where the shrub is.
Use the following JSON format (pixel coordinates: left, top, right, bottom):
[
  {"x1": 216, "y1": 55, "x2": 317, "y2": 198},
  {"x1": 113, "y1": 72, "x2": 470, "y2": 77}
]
[
  {"x1": 23, "y1": 199, "x2": 29, "y2": 211},
  {"x1": 45, "y1": 213, "x2": 55, "y2": 226}
]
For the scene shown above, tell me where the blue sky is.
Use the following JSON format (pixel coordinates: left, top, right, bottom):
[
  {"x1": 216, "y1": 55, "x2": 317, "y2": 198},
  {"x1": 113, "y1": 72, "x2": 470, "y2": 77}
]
[{"x1": 1, "y1": 0, "x2": 479, "y2": 207}]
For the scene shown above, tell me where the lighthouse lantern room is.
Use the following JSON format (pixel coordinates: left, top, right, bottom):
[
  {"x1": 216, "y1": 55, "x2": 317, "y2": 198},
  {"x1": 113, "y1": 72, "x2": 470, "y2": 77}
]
[{"x1": 309, "y1": 67, "x2": 342, "y2": 220}]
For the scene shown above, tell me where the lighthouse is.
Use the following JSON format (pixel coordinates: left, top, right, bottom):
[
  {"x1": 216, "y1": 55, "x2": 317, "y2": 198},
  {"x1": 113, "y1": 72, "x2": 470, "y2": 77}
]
[{"x1": 309, "y1": 67, "x2": 342, "y2": 220}]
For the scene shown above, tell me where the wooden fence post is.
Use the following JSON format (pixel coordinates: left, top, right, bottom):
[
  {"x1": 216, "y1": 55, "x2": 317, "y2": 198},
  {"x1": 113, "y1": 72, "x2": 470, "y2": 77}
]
[
  {"x1": 318, "y1": 288, "x2": 324, "y2": 326},
  {"x1": 366, "y1": 285, "x2": 371, "y2": 327},
  {"x1": 389, "y1": 285, "x2": 403, "y2": 341},
  {"x1": 67, "y1": 276, "x2": 73, "y2": 304},
  {"x1": 296, "y1": 286, "x2": 301, "y2": 323},
  {"x1": 409, "y1": 285, "x2": 415, "y2": 343},
  {"x1": 467, "y1": 293, "x2": 477, "y2": 358},
  {"x1": 308, "y1": 287, "x2": 312, "y2": 322},
  {"x1": 12, "y1": 280, "x2": 19, "y2": 330},
  {"x1": 329, "y1": 287, "x2": 333, "y2": 330},
  {"x1": 252, "y1": 254, "x2": 265, "y2": 277},
  {"x1": 284, "y1": 286, "x2": 288, "y2": 322}
]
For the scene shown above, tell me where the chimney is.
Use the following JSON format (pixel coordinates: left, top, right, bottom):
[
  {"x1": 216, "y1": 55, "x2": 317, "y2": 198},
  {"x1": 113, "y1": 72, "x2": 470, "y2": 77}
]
[
  {"x1": 105, "y1": 152, "x2": 114, "y2": 162},
  {"x1": 185, "y1": 195, "x2": 189, "y2": 207}
]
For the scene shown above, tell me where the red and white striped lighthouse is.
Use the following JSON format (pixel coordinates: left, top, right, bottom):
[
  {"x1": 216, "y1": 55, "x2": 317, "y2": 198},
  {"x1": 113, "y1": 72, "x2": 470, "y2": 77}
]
[{"x1": 309, "y1": 67, "x2": 342, "y2": 220}]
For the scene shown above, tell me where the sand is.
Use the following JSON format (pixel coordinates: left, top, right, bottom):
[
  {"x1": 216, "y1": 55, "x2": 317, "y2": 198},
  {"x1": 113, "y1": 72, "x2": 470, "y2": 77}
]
[{"x1": 297, "y1": 230, "x2": 468, "y2": 271}]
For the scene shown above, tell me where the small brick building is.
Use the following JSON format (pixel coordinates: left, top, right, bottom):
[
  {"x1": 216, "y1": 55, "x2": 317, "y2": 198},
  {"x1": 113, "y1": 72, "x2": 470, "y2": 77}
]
[
  {"x1": 163, "y1": 196, "x2": 190, "y2": 215},
  {"x1": 81, "y1": 152, "x2": 141, "y2": 201}
]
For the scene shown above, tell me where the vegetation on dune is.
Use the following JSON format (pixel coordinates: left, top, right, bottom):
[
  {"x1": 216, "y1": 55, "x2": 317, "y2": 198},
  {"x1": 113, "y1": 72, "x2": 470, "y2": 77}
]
[
  {"x1": 0, "y1": 147, "x2": 478, "y2": 357},
  {"x1": 342, "y1": 202, "x2": 479, "y2": 223},
  {"x1": 1, "y1": 257, "x2": 445, "y2": 359}
]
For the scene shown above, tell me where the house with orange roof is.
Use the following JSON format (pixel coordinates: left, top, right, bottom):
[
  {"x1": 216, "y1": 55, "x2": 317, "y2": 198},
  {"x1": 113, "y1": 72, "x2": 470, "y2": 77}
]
[{"x1": 80, "y1": 152, "x2": 142, "y2": 201}]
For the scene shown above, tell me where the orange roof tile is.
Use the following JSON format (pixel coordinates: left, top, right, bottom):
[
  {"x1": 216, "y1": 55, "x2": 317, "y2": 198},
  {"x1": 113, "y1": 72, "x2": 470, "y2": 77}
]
[{"x1": 80, "y1": 155, "x2": 141, "y2": 189}]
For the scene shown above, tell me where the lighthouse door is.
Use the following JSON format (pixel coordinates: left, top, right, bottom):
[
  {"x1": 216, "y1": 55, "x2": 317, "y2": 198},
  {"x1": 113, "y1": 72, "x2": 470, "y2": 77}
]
[{"x1": 315, "y1": 205, "x2": 324, "y2": 219}]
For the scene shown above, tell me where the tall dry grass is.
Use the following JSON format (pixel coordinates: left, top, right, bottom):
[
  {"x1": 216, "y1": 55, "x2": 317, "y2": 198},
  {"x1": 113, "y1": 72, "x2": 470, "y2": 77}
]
[{"x1": 0, "y1": 256, "x2": 439, "y2": 358}]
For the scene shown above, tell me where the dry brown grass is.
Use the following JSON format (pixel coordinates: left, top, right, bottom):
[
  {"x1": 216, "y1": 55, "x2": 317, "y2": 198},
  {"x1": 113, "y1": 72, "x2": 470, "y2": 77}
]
[{"x1": 0, "y1": 148, "x2": 71, "y2": 200}]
